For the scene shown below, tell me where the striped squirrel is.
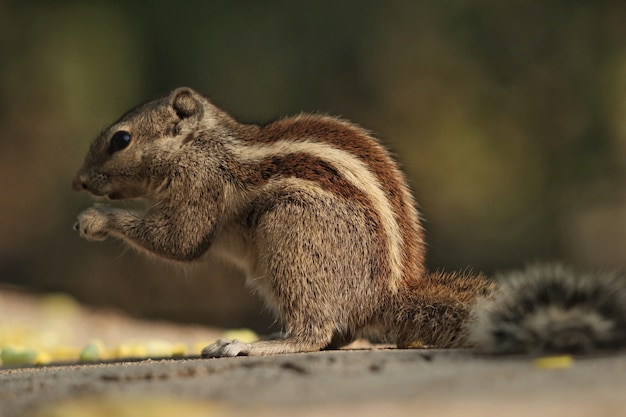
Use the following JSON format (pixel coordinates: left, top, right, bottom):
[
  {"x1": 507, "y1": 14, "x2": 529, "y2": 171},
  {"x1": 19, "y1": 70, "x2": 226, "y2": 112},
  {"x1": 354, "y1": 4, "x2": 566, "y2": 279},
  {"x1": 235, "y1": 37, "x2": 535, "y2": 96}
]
[{"x1": 73, "y1": 87, "x2": 626, "y2": 356}]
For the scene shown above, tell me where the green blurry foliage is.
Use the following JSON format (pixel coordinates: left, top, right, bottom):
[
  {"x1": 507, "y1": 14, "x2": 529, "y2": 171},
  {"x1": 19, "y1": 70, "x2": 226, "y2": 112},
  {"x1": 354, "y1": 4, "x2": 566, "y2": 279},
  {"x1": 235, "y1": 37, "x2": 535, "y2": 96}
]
[{"x1": 0, "y1": 1, "x2": 625, "y2": 329}]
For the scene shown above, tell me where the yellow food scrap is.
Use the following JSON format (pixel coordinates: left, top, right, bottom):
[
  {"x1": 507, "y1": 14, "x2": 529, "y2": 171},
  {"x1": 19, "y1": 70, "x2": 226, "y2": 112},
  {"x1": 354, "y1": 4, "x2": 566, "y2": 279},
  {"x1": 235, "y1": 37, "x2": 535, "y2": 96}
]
[
  {"x1": 114, "y1": 343, "x2": 148, "y2": 359},
  {"x1": 533, "y1": 355, "x2": 574, "y2": 370},
  {"x1": 35, "y1": 350, "x2": 52, "y2": 365},
  {"x1": 221, "y1": 328, "x2": 258, "y2": 343},
  {"x1": 171, "y1": 343, "x2": 188, "y2": 357},
  {"x1": 143, "y1": 339, "x2": 174, "y2": 357},
  {"x1": 49, "y1": 345, "x2": 82, "y2": 362}
]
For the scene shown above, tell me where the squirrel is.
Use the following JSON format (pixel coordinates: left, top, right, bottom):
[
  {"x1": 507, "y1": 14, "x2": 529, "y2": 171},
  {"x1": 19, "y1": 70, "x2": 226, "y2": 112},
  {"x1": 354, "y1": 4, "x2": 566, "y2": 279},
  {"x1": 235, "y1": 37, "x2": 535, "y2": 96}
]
[{"x1": 73, "y1": 87, "x2": 626, "y2": 357}]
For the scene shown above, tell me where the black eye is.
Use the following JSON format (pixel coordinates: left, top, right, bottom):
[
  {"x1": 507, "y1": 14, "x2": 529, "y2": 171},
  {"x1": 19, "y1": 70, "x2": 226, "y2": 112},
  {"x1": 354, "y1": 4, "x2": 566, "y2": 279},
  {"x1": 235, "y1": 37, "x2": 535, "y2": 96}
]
[{"x1": 109, "y1": 130, "x2": 132, "y2": 153}]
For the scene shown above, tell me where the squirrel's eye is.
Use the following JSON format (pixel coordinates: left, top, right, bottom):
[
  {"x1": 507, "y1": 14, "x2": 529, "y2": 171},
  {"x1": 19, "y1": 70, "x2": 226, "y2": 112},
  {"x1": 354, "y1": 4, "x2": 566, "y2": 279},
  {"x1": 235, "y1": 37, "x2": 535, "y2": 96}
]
[{"x1": 109, "y1": 130, "x2": 132, "y2": 153}]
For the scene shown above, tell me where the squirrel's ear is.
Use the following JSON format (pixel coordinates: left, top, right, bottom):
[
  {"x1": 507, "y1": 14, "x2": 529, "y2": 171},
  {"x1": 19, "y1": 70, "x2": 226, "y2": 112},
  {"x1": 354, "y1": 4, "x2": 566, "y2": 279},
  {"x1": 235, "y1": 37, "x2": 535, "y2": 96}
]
[{"x1": 170, "y1": 87, "x2": 203, "y2": 120}]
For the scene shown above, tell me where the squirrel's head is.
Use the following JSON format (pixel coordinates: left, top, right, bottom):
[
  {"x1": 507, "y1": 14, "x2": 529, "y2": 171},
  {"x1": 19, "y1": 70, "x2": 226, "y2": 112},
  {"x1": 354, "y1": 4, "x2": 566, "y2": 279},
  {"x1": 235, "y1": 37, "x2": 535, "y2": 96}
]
[{"x1": 73, "y1": 87, "x2": 231, "y2": 200}]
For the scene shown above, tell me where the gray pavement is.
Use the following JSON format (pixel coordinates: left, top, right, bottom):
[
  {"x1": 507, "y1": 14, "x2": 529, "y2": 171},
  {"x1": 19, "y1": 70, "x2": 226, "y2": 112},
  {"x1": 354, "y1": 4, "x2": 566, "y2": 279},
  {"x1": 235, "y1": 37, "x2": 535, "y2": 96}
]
[{"x1": 2, "y1": 349, "x2": 626, "y2": 416}]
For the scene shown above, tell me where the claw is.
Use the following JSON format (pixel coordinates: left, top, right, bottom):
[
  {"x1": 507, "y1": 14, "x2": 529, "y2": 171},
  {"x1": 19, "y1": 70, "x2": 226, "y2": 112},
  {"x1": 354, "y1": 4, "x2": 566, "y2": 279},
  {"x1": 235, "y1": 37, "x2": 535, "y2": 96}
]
[{"x1": 201, "y1": 339, "x2": 249, "y2": 358}]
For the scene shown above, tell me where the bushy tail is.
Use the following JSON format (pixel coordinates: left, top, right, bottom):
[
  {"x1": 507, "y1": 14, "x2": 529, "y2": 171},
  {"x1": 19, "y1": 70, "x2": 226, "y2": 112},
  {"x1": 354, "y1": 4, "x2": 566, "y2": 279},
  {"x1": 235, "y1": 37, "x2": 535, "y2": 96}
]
[
  {"x1": 392, "y1": 269, "x2": 497, "y2": 348},
  {"x1": 468, "y1": 264, "x2": 626, "y2": 355}
]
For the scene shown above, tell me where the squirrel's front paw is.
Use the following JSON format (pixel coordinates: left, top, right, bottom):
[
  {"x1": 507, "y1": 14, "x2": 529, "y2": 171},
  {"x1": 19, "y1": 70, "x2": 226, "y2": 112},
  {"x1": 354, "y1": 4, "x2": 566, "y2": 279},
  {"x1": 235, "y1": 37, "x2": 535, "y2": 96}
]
[
  {"x1": 74, "y1": 207, "x2": 111, "y2": 241},
  {"x1": 201, "y1": 339, "x2": 250, "y2": 358}
]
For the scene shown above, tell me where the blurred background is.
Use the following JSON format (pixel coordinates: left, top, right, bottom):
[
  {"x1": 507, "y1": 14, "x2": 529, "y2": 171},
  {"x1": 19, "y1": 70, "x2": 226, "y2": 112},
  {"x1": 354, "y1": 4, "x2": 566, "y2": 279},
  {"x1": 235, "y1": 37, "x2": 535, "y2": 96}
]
[{"x1": 0, "y1": 1, "x2": 625, "y2": 332}]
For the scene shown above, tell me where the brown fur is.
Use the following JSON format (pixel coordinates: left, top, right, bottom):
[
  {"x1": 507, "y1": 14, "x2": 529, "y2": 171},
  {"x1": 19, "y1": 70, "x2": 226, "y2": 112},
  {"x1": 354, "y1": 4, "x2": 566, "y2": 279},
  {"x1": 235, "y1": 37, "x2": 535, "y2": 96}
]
[
  {"x1": 392, "y1": 271, "x2": 497, "y2": 348},
  {"x1": 256, "y1": 116, "x2": 425, "y2": 285},
  {"x1": 71, "y1": 87, "x2": 500, "y2": 356}
]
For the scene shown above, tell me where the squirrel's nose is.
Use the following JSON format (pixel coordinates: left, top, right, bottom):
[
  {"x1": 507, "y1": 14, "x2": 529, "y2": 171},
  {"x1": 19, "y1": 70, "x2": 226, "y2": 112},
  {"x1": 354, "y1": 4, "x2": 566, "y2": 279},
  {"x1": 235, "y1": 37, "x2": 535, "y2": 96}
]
[{"x1": 72, "y1": 176, "x2": 88, "y2": 192}]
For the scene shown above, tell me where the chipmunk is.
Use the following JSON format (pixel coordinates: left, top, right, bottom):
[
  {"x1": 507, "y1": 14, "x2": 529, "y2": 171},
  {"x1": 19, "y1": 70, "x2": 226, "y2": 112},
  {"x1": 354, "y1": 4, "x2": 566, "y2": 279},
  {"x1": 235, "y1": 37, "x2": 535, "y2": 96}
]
[{"x1": 73, "y1": 87, "x2": 626, "y2": 356}]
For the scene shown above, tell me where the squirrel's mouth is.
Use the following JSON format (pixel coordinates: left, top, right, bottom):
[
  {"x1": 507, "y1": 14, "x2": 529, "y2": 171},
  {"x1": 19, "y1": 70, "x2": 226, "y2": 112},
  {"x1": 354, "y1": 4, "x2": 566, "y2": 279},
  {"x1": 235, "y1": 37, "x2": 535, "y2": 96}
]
[{"x1": 107, "y1": 192, "x2": 124, "y2": 200}]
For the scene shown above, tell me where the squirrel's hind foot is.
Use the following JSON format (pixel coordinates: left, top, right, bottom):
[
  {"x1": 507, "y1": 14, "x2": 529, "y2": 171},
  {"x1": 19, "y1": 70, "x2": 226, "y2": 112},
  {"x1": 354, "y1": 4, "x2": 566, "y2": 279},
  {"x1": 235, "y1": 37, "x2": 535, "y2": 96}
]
[{"x1": 201, "y1": 337, "x2": 328, "y2": 358}]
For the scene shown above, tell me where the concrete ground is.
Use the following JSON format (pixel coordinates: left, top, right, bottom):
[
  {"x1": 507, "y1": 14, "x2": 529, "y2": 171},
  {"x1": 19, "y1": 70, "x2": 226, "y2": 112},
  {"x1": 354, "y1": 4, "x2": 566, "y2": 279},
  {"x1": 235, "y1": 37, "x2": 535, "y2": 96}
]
[
  {"x1": 1, "y1": 287, "x2": 625, "y2": 416},
  {"x1": 2, "y1": 348, "x2": 626, "y2": 417}
]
